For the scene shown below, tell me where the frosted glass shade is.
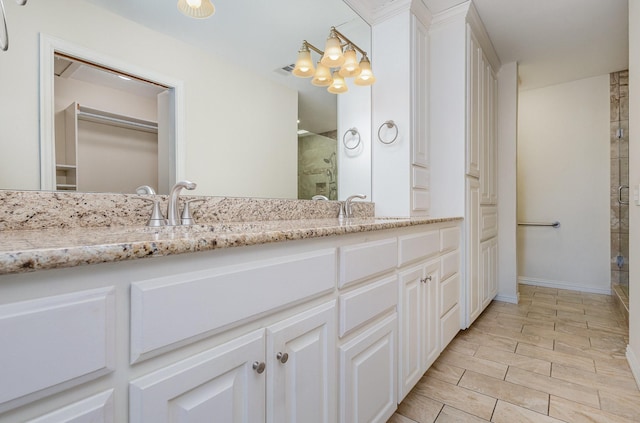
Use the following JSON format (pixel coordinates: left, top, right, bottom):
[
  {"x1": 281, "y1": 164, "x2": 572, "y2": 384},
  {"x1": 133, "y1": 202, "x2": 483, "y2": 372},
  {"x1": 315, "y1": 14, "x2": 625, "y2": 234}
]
[
  {"x1": 338, "y1": 48, "x2": 361, "y2": 78},
  {"x1": 328, "y1": 71, "x2": 348, "y2": 94},
  {"x1": 292, "y1": 49, "x2": 315, "y2": 78},
  {"x1": 312, "y1": 62, "x2": 333, "y2": 86},
  {"x1": 177, "y1": 0, "x2": 215, "y2": 18},
  {"x1": 354, "y1": 56, "x2": 376, "y2": 86},
  {"x1": 321, "y1": 35, "x2": 345, "y2": 67}
]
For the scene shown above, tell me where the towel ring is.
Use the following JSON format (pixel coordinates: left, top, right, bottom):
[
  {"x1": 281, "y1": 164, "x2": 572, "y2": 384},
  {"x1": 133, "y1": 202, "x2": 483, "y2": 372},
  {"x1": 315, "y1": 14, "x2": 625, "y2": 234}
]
[
  {"x1": 343, "y1": 127, "x2": 361, "y2": 150},
  {"x1": 378, "y1": 120, "x2": 398, "y2": 144}
]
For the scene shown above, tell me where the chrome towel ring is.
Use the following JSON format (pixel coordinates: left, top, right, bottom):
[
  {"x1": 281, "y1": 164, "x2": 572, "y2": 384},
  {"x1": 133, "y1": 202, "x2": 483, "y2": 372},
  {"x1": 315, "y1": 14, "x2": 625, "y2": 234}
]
[
  {"x1": 343, "y1": 127, "x2": 361, "y2": 150},
  {"x1": 0, "y1": 0, "x2": 28, "y2": 52},
  {"x1": 378, "y1": 120, "x2": 398, "y2": 144}
]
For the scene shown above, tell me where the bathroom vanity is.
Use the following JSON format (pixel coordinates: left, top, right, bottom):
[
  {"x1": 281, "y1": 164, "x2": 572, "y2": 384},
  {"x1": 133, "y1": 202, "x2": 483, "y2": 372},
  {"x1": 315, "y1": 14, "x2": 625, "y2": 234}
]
[{"x1": 0, "y1": 194, "x2": 461, "y2": 422}]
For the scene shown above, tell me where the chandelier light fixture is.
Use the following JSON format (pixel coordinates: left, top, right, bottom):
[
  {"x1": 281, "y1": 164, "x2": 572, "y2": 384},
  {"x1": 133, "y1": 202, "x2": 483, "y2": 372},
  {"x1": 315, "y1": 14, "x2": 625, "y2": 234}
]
[
  {"x1": 177, "y1": 0, "x2": 215, "y2": 19},
  {"x1": 293, "y1": 26, "x2": 376, "y2": 94}
]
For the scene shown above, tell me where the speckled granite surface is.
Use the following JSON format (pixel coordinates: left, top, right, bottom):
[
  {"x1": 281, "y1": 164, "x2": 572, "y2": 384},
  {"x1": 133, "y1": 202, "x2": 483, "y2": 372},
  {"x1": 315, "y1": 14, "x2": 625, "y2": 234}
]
[
  {"x1": 0, "y1": 190, "x2": 374, "y2": 230},
  {"x1": 0, "y1": 190, "x2": 461, "y2": 275},
  {"x1": 0, "y1": 217, "x2": 462, "y2": 275}
]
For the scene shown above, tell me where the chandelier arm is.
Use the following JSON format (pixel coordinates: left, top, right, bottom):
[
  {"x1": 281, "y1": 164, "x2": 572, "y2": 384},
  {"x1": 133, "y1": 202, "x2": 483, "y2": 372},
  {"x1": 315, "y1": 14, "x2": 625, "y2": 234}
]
[
  {"x1": 303, "y1": 40, "x2": 324, "y2": 56},
  {"x1": 331, "y1": 27, "x2": 368, "y2": 58}
]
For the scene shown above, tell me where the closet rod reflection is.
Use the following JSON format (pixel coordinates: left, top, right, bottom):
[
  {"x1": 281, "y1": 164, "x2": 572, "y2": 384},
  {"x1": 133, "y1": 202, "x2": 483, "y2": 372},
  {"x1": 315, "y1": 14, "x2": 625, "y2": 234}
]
[{"x1": 518, "y1": 221, "x2": 560, "y2": 228}]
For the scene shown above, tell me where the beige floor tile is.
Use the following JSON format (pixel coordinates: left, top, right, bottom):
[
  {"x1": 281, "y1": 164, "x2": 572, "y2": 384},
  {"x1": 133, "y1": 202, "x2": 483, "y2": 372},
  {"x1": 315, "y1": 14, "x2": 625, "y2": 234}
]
[
  {"x1": 435, "y1": 406, "x2": 491, "y2": 422},
  {"x1": 549, "y1": 395, "x2": 637, "y2": 423},
  {"x1": 387, "y1": 413, "x2": 418, "y2": 423},
  {"x1": 425, "y1": 360, "x2": 466, "y2": 385},
  {"x1": 516, "y1": 342, "x2": 596, "y2": 372},
  {"x1": 594, "y1": 356, "x2": 636, "y2": 378},
  {"x1": 551, "y1": 363, "x2": 639, "y2": 394},
  {"x1": 455, "y1": 329, "x2": 518, "y2": 353},
  {"x1": 532, "y1": 300, "x2": 588, "y2": 315},
  {"x1": 589, "y1": 334, "x2": 628, "y2": 353},
  {"x1": 532, "y1": 286, "x2": 559, "y2": 295},
  {"x1": 474, "y1": 345, "x2": 551, "y2": 375},
  {"x1": 522, "y1": 324, "x2": 591, "y2": 348},
  {"x1": 532, "y1": 291, "x2": 557, "y2": 301},
  {"x1": 474, "y1": 318, "x2": 523, "y2": 333},
  {"x1": 527, "y1": 304, "x2": 558, "y2": 316},
  {"x1": 413, "y1": 375, "x2": 497, "y2": 420},
  {"x1": 554, "y1": 339, "x2": 618, "y2": 362},
  {"x1": 458, "y1": 370, "x2": 549, "y2": 414},
  {"x1": 437, "y1": 350, "x2": 508, "y2": 380},
  {"x1": 556, "y1": 295, "x2": 584, "y2": 304},
  {"x1": 587, "y1": 320, "x2": 625, "y2": 334},
  {"x1": 447, "y1": 338, "x2": 480, "y2": 356},
  {"x1": 505, "y1": 367, "x2": 600, "y2": 408},
  {"x1": 598, "y1": 389, "x2": 640, "y2": 420},
  {"x1": 491, "y1": 400, "x2": 563, "y2": 423},
  {"x1": 396, "y1": 391, "x2": 443, "y2": 423},
  {"x1": 556, "y1": 310, "x2": 620, "y2": 327},
  {"x1": 477, "y1": 325, "x2": 555, "y2": 349},
  {"x1": 496, "y1": 312, "x2": 555, "y2": 329}
]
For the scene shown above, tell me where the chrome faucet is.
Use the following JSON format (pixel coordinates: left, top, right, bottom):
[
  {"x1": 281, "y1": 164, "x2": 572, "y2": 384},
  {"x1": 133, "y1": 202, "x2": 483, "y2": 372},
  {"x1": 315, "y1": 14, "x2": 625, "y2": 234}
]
[
  {"x1": 344, "y1": 194, "x2": 367, "y2": 218},
  {"x1": 166, "y1": 180, "x2": 197, "y2": 226},
  {"x1": 135, "y1": 185, "x2": 156, "y2": 195}
]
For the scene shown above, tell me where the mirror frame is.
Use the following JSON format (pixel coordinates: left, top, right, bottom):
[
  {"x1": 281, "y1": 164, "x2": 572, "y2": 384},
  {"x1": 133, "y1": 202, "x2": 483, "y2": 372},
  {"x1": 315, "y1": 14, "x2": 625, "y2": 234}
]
[{"x1": 38, "y1": 33, "x2": 186, "y2": 191}]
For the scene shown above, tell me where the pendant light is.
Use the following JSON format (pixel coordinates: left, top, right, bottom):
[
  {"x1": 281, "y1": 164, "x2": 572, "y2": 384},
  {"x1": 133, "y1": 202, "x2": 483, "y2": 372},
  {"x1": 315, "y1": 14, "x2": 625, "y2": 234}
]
[
  {"x1": 354, "y1": 55, "x2": 376, "y2": 86},
  {"x1": 292, "y1": 43, "x2": 315, "y2": 78},
  {"x1": 338, "y1": 45, "x2": 361, "y2": 77},
  {"x1": 177, "y1": 0, "x2": 215, "y2": 19},
  {"x1": 328, "y1": 71, "x2": 348, "y2": 94},
  {"x1": 321, "y1": 29, "x2": 345, "y2": 67},
  {"x1": 312, "y1": 62, "x2": 333, "y2": 86}
]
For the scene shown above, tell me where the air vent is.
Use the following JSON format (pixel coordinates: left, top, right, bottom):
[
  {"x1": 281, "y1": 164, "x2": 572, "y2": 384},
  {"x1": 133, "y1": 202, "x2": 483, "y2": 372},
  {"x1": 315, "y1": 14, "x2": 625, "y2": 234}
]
[{"x1": 274, "y1": 64, "x2": 296, "y2": 76}]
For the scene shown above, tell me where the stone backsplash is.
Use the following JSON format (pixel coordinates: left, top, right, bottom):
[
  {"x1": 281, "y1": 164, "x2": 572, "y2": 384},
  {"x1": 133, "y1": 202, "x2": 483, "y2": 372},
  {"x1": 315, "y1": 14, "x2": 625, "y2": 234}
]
[{"x1": 0, "y1": 190, "x2": 375, "y2": 231}]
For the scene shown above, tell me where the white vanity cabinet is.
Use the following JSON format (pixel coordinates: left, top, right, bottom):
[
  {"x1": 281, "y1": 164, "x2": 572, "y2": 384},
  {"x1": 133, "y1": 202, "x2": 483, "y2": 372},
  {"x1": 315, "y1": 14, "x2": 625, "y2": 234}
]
[
  {"x1": 130, "y1": 301, "x2": 336, "y2": 423},
  {"x1": 0, "y1": 220, "x2": 461, "y2": 423}
]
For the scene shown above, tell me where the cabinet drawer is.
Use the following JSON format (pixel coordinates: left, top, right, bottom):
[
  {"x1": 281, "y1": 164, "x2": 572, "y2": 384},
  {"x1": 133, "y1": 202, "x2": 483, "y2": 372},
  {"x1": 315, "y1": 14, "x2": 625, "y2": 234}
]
[
  {"x1": 480, "y1": 206, "x2": 498, "y2": 240},
  {"x1": 440, "y1": 250, "x2": 460, "y2": 281},
  {"x1": 131, "y1": 249, "x2": 336, "y2": 362},
  {"x1": 440, "y1": 226, "x2": 460, "y2": 253},
  {"x1": 0, "y1": 288, "x2": 115, "y2": 413},
  {"x1": 440, "y1": 304, "x2": 460, "y2": 349},
  {"x1": 398, "y1": 230, "x2": 439, "y2": 266},
  {"x1": 339, "y1": 239, "x2": 397, "y2": 288},
  {"x1": 440, "y1": 274, "x2": 460, "y2": 317},
  {"x1": 339, "y1": 275, "x2": 398, "y2": 337}
]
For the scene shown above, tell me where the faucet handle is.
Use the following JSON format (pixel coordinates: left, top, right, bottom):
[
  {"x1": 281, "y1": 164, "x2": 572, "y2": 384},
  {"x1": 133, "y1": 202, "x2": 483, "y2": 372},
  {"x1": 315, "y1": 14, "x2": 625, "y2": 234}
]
[
  {"x1": 180, "y1": 199, "x2": 205, "y2": 226},
  {"x1": 134, "y1": 197, "x2": 166, "y2": 227}
]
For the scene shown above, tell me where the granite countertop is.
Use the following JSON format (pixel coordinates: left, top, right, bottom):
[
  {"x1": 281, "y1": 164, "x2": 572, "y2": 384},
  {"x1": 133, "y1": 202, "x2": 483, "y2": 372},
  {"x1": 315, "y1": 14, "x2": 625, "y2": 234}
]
[{"x1": 0, "y1": 216, "x2": 462, "y2": 275}]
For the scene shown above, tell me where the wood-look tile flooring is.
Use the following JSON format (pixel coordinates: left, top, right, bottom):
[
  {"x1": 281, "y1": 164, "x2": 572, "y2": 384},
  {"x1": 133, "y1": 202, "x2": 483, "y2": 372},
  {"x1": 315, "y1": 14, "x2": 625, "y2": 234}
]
[{"x1": 388, "y1": 284, "x2": 640, "y2": 422}]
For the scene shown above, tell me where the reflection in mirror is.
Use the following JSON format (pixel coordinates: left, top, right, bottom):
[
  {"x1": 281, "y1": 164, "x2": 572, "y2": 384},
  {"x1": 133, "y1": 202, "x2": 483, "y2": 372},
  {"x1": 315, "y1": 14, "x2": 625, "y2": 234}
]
[{"x1": 0, "y1": 0, "x2": 371, "y2": 200}]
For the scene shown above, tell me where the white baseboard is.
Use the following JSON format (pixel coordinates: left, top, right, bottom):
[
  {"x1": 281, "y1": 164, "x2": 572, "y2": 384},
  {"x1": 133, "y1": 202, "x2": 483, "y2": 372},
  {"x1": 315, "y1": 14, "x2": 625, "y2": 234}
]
[
  {"x1": 518, "y1": 277, "x2": 611, "y2": 295},
  {"x1": 626, "y1": 345, "x2": 640, "y2": 390},
  {"x1": 494, "y1": 294, "x2": 518, "y2": 304}
]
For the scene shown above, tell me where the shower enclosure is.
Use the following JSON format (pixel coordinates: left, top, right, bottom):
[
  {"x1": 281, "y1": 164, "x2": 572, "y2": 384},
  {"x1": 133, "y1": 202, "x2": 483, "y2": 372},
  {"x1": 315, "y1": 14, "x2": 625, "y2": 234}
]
[
  {"x1": 610, "y1": 70, "x2": 629, "y2": 316},
  {"x1": 297, "y1": 131, "x2": 338, "y2": 200}
]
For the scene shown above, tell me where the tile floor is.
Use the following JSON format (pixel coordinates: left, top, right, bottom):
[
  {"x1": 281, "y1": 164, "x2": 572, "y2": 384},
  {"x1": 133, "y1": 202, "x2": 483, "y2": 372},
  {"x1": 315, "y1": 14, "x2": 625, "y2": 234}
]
[{"x1": 388, "y1": 284, "x2": 640, "y2": 422}]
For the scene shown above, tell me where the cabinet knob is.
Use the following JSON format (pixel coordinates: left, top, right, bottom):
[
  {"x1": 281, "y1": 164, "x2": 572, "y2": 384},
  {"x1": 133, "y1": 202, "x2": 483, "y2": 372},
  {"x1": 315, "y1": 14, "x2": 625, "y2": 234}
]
[
  {"x1": 252, "y1": 361, "x2": 266, "y2": 374},
  {"x1": 276, "y1": 352, "x2": 289, "y2": 364}
]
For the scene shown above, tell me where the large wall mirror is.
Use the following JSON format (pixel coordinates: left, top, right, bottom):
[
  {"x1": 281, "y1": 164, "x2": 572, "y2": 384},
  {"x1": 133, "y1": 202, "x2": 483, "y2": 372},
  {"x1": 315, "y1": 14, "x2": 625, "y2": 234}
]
[{"x1": 0, "y1": 0, "x2": 372, "y2": 200}]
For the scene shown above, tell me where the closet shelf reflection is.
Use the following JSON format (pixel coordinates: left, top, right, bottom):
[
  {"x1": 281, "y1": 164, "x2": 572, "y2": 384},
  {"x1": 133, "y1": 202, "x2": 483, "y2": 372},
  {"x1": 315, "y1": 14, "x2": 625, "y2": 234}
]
[{"x1": 76, "y1": 104, "x2": 158, "y2": 134}]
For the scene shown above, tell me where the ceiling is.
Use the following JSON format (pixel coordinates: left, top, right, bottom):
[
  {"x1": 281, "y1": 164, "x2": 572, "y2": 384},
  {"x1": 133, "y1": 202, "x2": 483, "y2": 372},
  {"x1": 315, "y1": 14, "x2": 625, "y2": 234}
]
[{"x1": 420, "y1": 0, "x2": 628, "y2": 90}]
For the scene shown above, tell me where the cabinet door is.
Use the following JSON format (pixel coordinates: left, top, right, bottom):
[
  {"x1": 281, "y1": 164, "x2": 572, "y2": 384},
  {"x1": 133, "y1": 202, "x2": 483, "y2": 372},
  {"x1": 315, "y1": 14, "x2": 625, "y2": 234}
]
[
  {"x1": 340, "y1": 314, "x2": 397, "y2": 423},
  {"x1": 398, "y1": 266, "x2": 422, "y2": 401},
  {"x1": 466, "y1": 177, "x2": 482, "y2": 326},
  {"x1": 422, "y1": 261, "x2": 440, "y2": 371},
  {"x1": 129, "y1": 330, "x2": 265, "y2": 423},
  {"x1": 266, "y1": 301, "x2": 336, "y2": 423},
  {"x1": 412, "y1": 15, "x2": 429, "y2": 168},
  {"x1": 480, "y1": 239, "x2": 491, "y2": 309},
  {"x1": 466, "y1": 26, "x2": 481, "y2": 178}
]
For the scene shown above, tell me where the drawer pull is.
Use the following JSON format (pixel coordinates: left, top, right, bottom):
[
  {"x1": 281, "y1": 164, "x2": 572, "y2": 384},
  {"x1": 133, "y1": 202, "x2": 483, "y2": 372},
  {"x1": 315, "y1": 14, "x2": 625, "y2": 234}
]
[
  {"x1": 421, "y1": 275, "x2": 432, "y2": 283},
  {"x1": 252, "y1": 361, "x2": 266, "y2": 374},
  {"x1": 276, "y1": 352, "x2": 289, "y2": 364}
]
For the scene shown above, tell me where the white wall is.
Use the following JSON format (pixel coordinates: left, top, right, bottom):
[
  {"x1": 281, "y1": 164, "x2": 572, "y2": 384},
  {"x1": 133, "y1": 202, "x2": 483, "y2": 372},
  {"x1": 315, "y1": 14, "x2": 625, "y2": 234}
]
[
  {"x1": 0, "y1": 0, "x2": 297, "y2": 198},
  {"x1": 626, "y1": 0, "x2": 640, "y2": 387},
  {"x1": 517, "y1": 75, "x2": 610, "y2": 293},
  {"x1": 496, "y1": 62, "x2": 518, "y2": 303}
]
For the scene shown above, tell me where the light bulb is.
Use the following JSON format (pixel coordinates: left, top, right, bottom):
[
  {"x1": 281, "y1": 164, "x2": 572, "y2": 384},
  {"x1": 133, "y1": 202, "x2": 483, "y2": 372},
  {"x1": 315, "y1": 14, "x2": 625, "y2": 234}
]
[
  {"x1": 354, "y1": 56, "x2": 376, "y2": 86},
  {"x1": 312, "y1": 62, "x2": 333, "y2": 86},
  {"x1": 328, "y1": 71, "x2": 348, "y2": 94},
  {"x1": 292, "y1": 45, "x2": 315, "y2": 78},
  {"x1": 186, "y1": 0, "x2": 201, "y2": 7},
  {"x1": 321, "y1": 31, "x2": 345, "y2": 68},
  {"x1": 339, "y1": 47, "x2": 361, "y2": 78}
]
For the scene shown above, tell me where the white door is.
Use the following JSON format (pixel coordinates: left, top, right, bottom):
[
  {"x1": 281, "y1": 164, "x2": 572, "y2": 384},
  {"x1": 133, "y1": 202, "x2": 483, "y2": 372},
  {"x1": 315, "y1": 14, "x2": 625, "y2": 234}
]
[
  {"x1": 266, "y1": 301, "x2": 336, "y2": 423},
  {"x1": 398, "y1": 265, "x2": 423, "y2": 400},
  {"x1": 129, "y1": 330, "x2": 265, "y2": 423}
]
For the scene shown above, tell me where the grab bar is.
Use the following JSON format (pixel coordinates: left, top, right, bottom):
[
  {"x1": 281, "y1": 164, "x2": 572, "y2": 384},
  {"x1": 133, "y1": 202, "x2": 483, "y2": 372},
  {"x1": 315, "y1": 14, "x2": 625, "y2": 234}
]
[{"x1": 518, "y1": 221, "x2": 560, "y2": 228}]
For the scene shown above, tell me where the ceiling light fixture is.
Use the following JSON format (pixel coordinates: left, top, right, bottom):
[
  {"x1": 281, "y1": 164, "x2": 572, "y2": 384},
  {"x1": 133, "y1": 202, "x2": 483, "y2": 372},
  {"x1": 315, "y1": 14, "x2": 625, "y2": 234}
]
[
  {"x1": 177, "y1": 0, "x2": 215, "y2": 19},
  {"x1": 292, "y1": 26, "x2": 375, "y2": 94}
]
